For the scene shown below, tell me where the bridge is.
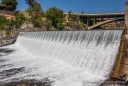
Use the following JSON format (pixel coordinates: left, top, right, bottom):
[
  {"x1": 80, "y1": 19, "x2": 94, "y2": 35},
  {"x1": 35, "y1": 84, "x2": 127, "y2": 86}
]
[
  {"x1": 64, "y1": 12, "x2": 125, "y2": 29},
  {"x1": 88, "y1": 16, "x2": 124, "y2": 29}
]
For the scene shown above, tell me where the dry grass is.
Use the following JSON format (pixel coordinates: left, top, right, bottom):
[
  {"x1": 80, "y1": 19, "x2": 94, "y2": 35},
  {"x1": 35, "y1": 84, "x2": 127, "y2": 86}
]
[
  {"x1": 19, "y1": 11, "x2": 31, "y2": 19},
  {"x1": 42, "y1": 17, "x2": 46, "y2": 21},
  {"x1": 0, "y1": 14, "x2": 15, "y2": 19},
  {"x1": 20, "y1": 11, "x2": 47, "y2": 22}
]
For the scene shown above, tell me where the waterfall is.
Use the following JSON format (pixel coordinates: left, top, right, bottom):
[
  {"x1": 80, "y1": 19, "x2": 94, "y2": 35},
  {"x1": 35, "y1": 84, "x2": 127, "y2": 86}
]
[{"x1": 0, "y1": 30, "x2": 123, "y2": 86}]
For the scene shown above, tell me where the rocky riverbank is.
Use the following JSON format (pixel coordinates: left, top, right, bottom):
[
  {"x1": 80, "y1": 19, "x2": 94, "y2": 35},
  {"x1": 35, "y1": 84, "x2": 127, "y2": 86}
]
[
  {"x1": 99, "y1": 78, "x2": 126, "y2": 86},
  {"x1": 1, "y1": 79, "x2": 52, "y2": 86},
  {"x1": 0, "y1": 37, "x2": 16, "y2": 47}
]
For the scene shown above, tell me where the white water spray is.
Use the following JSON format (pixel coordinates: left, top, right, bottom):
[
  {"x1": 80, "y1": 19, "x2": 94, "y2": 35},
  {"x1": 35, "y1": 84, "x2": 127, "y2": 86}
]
[{"x1": 0, "y1": 30, "x2": 123, "y2": 86}]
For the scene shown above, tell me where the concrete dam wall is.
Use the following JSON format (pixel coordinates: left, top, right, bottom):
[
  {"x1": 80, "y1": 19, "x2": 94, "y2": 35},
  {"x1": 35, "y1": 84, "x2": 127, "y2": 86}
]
[
  {"x1": 112, "y1": 33, "x2": 128, "y2": 80},
  {"x1": 111, "y1": 1, "x2": 128, "y2": 80},
  {"x1": 5, "y1": 30, "x2": 123, "y2": 86}
]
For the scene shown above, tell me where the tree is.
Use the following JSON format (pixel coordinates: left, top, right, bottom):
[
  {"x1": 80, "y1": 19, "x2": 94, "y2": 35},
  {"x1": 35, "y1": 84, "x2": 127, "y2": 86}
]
[
  {"x1": 26, "y1": 1, "x2": 43, "y2": 28},
  {"x1": 67, "y1": 10, "x2": 78, "y2": 21},
  {"x1": 68, "y1": 10, "x2": 72, "y2": 21},
  {"x1": 25, "y1": 0, "x2": 36, "y2": 7},
  {"x1": 45, "y1": 6, "x2": 64, "y2": 30},
  {"x1": 81, "y1": 11, "x2": 84, "y2": 13},
  {"x1": 31, "y1": 2, "x2": 43, "y2": 28},
  {"x1": 64, "y1": 21, "x2": 87, "y2": 30},
  {"x1": 15, "y1": 11, "x2": 26, "y2": 29},
  {"x1": 76, "y1": 22, "x2": 87, "y2": 30},
  {"x1": 0, "y1": 15, "x2": 7, "y2": 46},
  {"x1": 1, "y1": 0, "x2": 18, "y2": 11},
  {"x1": 0, "y1": 15, "x2": 7, "y2": 35},
  {"x1": 6, "y1": 18, "x2": 15, "y2": 37},
  {"x1": 6, "y1": 11, "x2": 26, "y2": 37}
]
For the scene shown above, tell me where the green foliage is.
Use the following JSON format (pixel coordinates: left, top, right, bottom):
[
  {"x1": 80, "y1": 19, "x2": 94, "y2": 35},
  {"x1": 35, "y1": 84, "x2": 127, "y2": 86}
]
[
  {"x1": 45, "y1": 6, "x2": 64, "y2": 30},
  {"x1": 68, "y1": 10, "x2": 72, "y2": 21},
  {"x1": 1, "y1": 0, "x2": 18, "y2": 11},
  {"x1": 7, "y1": 18, "x2": 15, "y2": 27},
  {"x1": 0, "y1": 15, "x2": 7, "y2": 45},
  {"x1": 57, "y1": 23, "x2": 65, "y2": 30},
  {"x1": 5, "y1": 12, "x2": 26, "y2": 38},
  {"x1": 65, "y1": 21, "x2": 87, "y2": 30},
  {"x1": 26, "y1": 6, "x2": 33, "y2": 15},
  {"x1": 70, "y1": 15, "x2": 77, "y2": 21},
  {"x1": 6, "y1": 11, "x2": 26, "y2": 30},
  {"x1": 0, "y1": 12, "x2": 26, "y2": 38},
  {"x1": 32, "y1": 18, "x2": 42, "y2": 28},
  {"x1": 15, "y1": 11, "x2": 26, "y2": 29},
  {"x1": 76, "y1": 22, "x2": 87, "y2": 30},
  {"x1": 81, "y1": 11, "x2": 84, "y2": 13},
  {"x1": 26, "y1": 1, "x2": 43, "y2": 28},
  {"x1": 67, "y1": 10, "x2": 78, "y2": 21},
  {"x1": 33, "y1": 2, "x2": 42, "y2": 12},
  {"x1": 6, "y1": 18, "x2": 15, "y2": 37},
  {"x1": 25, "y1": 0, "x2": 35, "y2": 7},
  {"x1": 0, "y1": 15, "x2": 7, "y2": 30},
  {"x1": 46, "y1": 20, "x2": 52, "y2": 30}
]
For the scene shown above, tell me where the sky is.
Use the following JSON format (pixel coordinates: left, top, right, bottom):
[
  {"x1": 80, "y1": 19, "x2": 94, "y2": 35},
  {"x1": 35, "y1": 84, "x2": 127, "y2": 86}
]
[{"x1": 0, "y1": 0, "x2": 127, "y2": 13}]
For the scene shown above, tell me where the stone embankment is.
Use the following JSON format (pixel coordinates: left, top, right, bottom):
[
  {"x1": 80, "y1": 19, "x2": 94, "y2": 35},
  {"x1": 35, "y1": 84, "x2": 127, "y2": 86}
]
[{"x1": 0, "y1": 37, "x2": 16, "y2": 47}]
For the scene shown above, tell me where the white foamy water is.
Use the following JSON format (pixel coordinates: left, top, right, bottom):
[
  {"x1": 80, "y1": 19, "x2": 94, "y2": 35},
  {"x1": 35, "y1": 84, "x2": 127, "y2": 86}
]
[{"x1": 0, "y1": 30, "x2": 123, "y2": 86}]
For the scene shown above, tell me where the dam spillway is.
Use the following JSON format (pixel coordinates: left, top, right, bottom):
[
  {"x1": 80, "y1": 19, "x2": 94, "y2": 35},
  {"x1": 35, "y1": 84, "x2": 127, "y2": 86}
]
[{"x1": 0, "y1": 30, "x2": 123, "y2": 86}]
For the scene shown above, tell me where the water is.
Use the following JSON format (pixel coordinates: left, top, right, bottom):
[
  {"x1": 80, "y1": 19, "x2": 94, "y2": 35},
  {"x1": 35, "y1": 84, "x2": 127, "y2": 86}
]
[{"x1": 0, "y1": 30, "x2": 123, "y2": 86}]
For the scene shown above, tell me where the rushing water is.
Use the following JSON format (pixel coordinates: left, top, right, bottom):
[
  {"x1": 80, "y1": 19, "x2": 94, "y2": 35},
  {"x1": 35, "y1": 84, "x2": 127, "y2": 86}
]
[{"x1": 0, "y1": 30, "x2": 123, "y2": 86}]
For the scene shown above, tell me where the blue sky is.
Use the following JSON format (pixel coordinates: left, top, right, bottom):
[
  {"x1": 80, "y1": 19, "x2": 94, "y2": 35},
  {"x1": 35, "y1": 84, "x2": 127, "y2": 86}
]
[{"x1": 0, "y1": 0, "x2": 127, "y2": 13}]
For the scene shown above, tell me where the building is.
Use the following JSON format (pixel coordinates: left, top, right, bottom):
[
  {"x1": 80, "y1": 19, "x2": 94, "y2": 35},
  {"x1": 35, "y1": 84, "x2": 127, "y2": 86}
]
[{"x1": 0, "y1": 5, "x2": 15, "y2": 19}]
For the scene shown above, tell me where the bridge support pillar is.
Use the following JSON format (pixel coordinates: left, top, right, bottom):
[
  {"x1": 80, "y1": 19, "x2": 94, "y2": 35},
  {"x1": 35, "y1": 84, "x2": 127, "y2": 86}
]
[
  {"x1": 100, "y1": 16, "x2": 102, "y2": 22},
  {"x1": 87, "y1": 17, "x2": 89, "y2": 26},
  {"x1": 80, "y1": 17, "x2": 84, "y2": 23},
  {"x1": 65, "y1": 14, "x2": 68, "y2": 21},
  {"x1": 93, "y1": 17, "x2": 96, "y2": 25},
  {"x1": 78, "y1": 16, "x2": 80, "y2": 23}
]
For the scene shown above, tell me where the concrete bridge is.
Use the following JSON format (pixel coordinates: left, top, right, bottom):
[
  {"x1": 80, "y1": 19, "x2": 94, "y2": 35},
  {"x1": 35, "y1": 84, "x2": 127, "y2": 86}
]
[
  {"x1": 88, "y1": 16, "x2": 124, "y2": 29},
  {"x1": 64, "y1": 12, "x2": 124, "y2": 29}
]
